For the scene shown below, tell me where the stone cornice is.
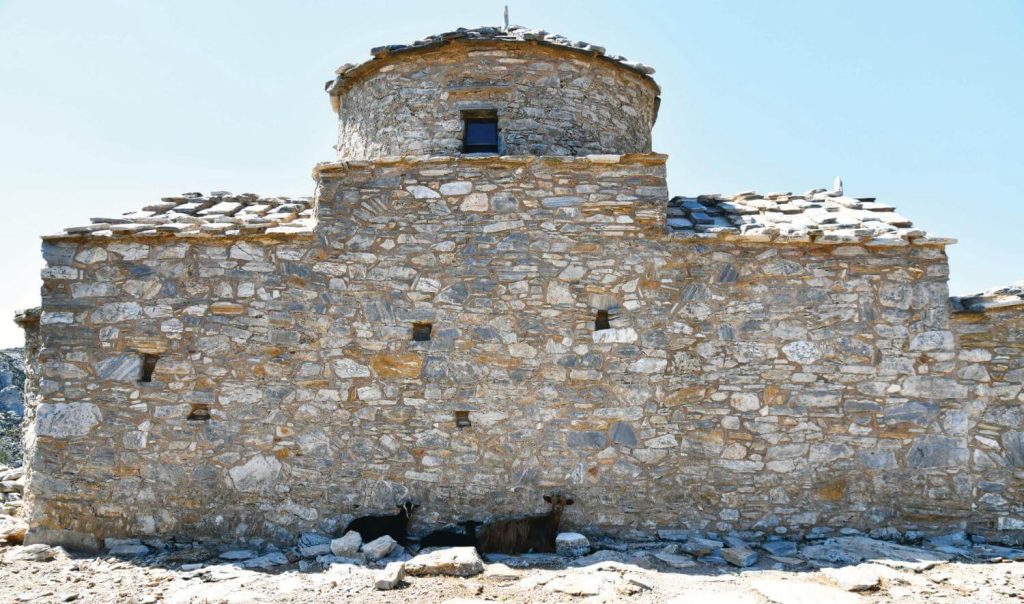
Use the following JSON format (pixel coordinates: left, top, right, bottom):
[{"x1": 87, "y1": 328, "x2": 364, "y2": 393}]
[{"x1": 313, "y1": 153, "x2": 669, "y2": 178}]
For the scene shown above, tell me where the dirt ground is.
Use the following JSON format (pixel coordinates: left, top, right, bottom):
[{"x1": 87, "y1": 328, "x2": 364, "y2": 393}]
[{"x1": 2, "y1": 542, "x2": 1023, "y2": 604}]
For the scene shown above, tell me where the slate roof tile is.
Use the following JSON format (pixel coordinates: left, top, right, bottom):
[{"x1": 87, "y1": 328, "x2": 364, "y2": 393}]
[
  {"x1": 951, "y1": 281, "x2": 1024, "y2": 312},
  {"x1": 668, "y1": 189, "x2": 953, "y2": 246},
  {"x1": 47, "y1": 192, "x2": 314, "y2": 240}
]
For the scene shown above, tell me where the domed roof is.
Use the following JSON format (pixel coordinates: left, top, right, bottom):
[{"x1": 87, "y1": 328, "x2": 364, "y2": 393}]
[{"x1": 324, "y1": 24, "x2": 659, "y2": 98}]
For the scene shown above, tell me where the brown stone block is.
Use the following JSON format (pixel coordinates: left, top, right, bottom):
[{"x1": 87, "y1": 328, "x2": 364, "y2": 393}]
[
  {"x1": 877, "y1": 431, "x2": 915, "y2": 440},
  {"x1": 475, "y1": 353, "x2": 519, "y2": 369},
  {"x1": 122, "y1": 335, "x2": 167, "y2": 354},
  {"x1": 195, "y1": 376, "x2": 217, "y2": 390},
  {"x1": 114, "y1": 466, "x2": 140, "y2": 478},
  {"x1": 879, "y1": 426, "x2": 918, "y2": 439},
  {"x1": 664, "y1": 386, "x2": 708, "y2": 405},
  {"x1": 371, "y1": 353, "x2": 423, "y2": 378},
  {"x1": 764, "y1": 384, "x2": 789, "y2": 406},
  {"x1": 296, "y1": 379, "x2": 330, "y2": 388},
  {"x1": 685, "y1": 429, "x2": 724, "y2": 447},
  {"x1": 454, "y1": 340, "x2": 475, "y2": 353},
  {"x1": 210, "y1": 302, "x2": 246, "y2": 315},
  {"x1": 818, "y1": 479, "x2": 848, "y2": 502}
]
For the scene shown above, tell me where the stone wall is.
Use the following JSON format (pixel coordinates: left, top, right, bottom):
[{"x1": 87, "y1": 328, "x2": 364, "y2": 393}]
[
  {"x1": 952, "y1": 306, "x2": 1024, "y2": 540},
  {"x1": 20, "y1": 153, "x2": 993, "y2": 549},
  {"x1": 332, "y1": 42, "x2": 660, "y2": 159}
]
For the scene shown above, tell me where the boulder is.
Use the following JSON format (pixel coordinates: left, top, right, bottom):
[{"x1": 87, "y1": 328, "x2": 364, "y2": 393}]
[
  {"x1": 374, "y1": 561, "x2": 406, "y2": 590},
  {"x1": 723, "y1": 547, "x2": 758, "y2": 567},
  {"x1": 0, "y1": 466, "x2": 23, "y2": 482},
  {"x1": 5, "y1": 543, "x2": 58, "y2": 562},
  {"x1": 0, "y1": 517, "x2": 27, "y2": 544},
  {"x1": 799, "y1": 536, "x2": 951, "y2": 571},
  {"x1": 762, "y1": 540, "x2": 797, "y2": 556},
  {"x1": 405, "y1": 546, "x2": 484, "y2": 577},
  {"x1": 657, "y1": 529, "x2": 690, "y2": 542},
  {"x1": 680, "y1": 537, "x2": 724, "y2": 557},
  {"x1": 218, "y1": 549, "x2": 257, "y2": 561},
  {"x1": 362, "y1": 535, "x2": 397, "y2": 561},
  {"x1": 297, "y1": 532, "x2": 332, "y2": 558},
  {"x1": 315, "y1": 553, "x2": 366, "y2": 566},
  {"x1": 723, "y1": 535, "x2": 750, "y2": 549},
  {"x1": 241, "y1": 552, "x2": 289, "y2": 569},
  {"x1": 555, "y1": 532, "x2": 590, "y2": 557},
  {"x1": 331, "y1": 531, "x2": 362, "y2": 557},
  {"x1": 654, "y1": 551, "x2": 697, "y2": 569}
]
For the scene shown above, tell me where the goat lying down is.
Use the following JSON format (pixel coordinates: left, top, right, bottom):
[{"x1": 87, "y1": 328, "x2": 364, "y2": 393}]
[
  {"x1": 343, "y1": 501, "x2": 419, "y2": 545},
  {"x1": 477, "y1": 494, "x2": 574, "y2": 554}
]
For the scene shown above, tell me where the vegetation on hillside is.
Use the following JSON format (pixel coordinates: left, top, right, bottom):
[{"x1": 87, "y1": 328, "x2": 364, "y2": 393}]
[{"x1": 0, "y1": 411, "x2": 21, "y2": 467}]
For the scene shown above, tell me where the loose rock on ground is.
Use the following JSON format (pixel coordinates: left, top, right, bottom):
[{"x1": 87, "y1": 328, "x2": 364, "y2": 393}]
[{"x1": 2, "y1": 524, "x2": 1024, "y2": 603}]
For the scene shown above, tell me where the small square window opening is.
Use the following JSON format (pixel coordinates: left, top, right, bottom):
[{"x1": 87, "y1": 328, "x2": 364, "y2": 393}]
[
  {"x1": 455, "y1": 411, "x2": 472, "y2": 429},
  {"x1": 595, "y1": 310, "x2": 611, "y2": 331},
  {"x1": 412, "y1": 322, "x2": 433, "y2": 342},
  {"x1": 463, "y1": 116, "x2": 499, "y2": 154}
]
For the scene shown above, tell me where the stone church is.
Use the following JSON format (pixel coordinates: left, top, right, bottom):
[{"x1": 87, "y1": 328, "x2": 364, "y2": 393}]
[{"x1": 14, "y1": 25, "x2": 1024, "y2": 550}]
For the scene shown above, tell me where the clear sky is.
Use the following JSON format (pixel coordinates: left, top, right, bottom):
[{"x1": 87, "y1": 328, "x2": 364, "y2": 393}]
[{"x1": 1, "y1": 0, "x2": 1022, "y2": 347}]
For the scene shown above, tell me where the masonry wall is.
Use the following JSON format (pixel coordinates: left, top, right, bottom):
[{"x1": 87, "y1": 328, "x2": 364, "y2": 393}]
[
  {"x1": 19, "y1": 154, "x2": 992, "y2": 549},
  {"x1": 333, "y1": 42, "x2": 659, "y2": 159},
  {"x1": 952, "y1": 307, "x2": 1024, "y2": 540}
]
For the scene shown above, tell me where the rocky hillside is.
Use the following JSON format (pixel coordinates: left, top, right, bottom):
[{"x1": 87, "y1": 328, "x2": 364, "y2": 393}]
[
  {"x1": 0, "y1": 349, "x2": 25, "y2": 417},
  {"x1": 0, "y1": 349, "x2": 24, "y2": 467}
]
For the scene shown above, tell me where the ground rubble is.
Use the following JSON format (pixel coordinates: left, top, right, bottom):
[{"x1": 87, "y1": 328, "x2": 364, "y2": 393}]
[
  {"x1": 1, "y1": 518, "x2": 1024, "y2": 603},
  {"x1": 0, "y1": 464, "x2": 26, "y2": 545}
]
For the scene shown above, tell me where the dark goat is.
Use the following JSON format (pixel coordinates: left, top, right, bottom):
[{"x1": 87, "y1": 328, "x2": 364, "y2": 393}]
[
  {"x1": 419, "y1": 520, "x2": 481, "y2": 549},
  {"x1": 343, "y1": 501, "x2": 419, "y2": 545},
  {"x1": 477, "y1": 494, "x2": 574, "y2": 554}
]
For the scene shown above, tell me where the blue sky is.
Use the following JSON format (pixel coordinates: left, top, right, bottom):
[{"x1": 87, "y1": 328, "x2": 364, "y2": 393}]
[{"x1": 1, "y1": 0, "x2": 1022, "y2": 347}]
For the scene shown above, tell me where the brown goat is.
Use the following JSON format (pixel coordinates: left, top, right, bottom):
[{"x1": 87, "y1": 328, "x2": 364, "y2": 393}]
[{"x1": 477, "y1": 494, "x2": 574, "y2": 554}]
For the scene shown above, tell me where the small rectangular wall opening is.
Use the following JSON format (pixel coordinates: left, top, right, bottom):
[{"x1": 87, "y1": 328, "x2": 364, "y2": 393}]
[
  {"x1": 412, "y1": 322, "x2": 433, "y2": 342},
  {"x1": 187, "y1": 404, "x2": 211, "y2": 421},
  {"x1": 595, "y1": 310, "x2": 611, "y2": 331},
  {"x1": 139, "y1": 353, "x2": 159, "y2": 383},
  {"x1": 454, "y1": 410, "x2": 471, "y2": 429},
  {"x1": 462, "y1": 109, "x2": 499, "y2": 154}
]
